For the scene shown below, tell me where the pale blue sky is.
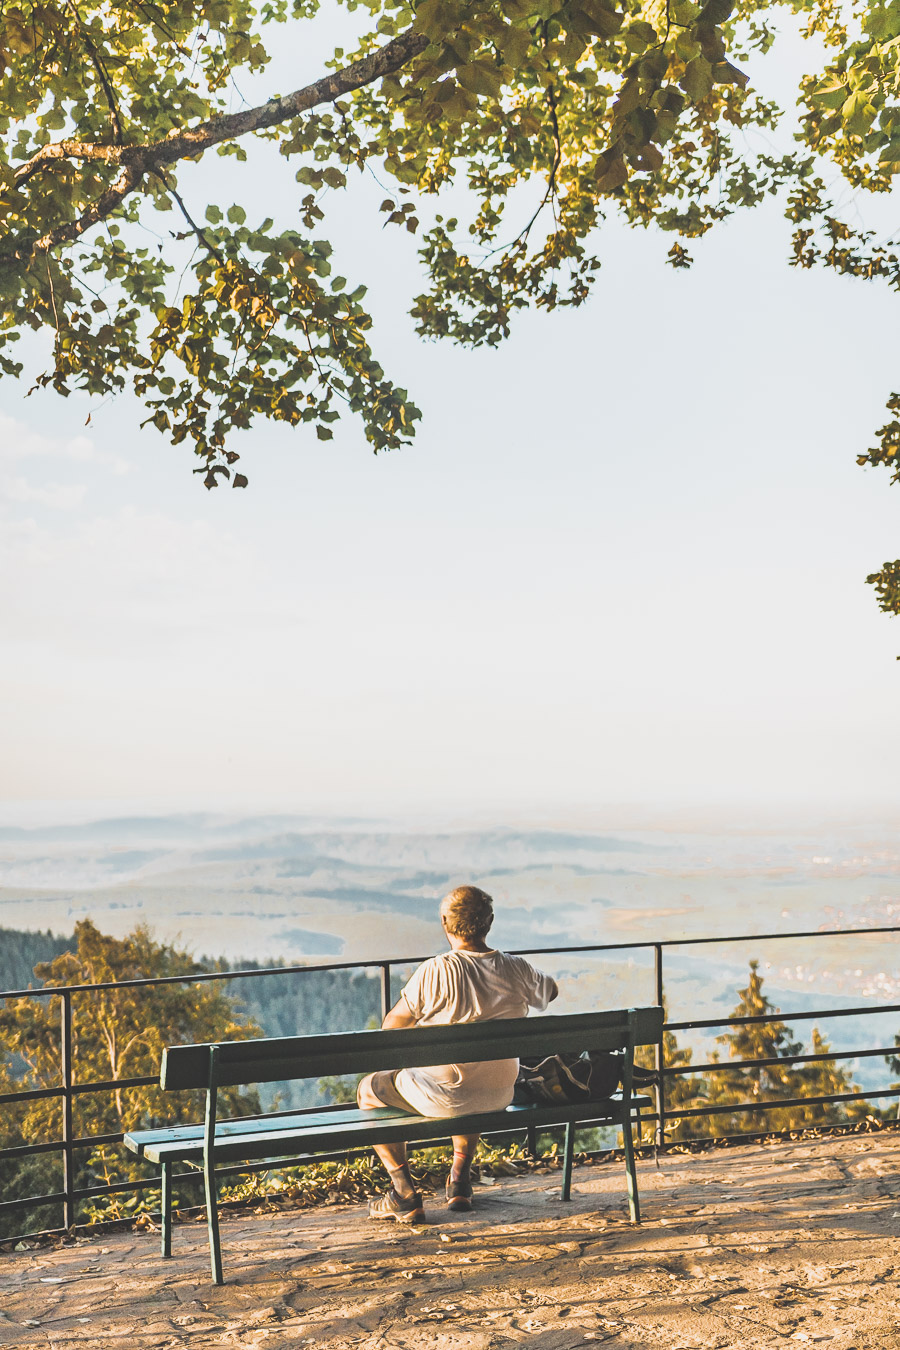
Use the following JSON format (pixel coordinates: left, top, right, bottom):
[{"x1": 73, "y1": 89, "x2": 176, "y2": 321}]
[{"x1": 2, "y1": 13, "x2": 898, "y2": 818}]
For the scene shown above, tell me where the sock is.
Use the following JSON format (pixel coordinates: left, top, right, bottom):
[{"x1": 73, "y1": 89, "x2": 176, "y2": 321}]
[
  {"x1": 388, "y1": 1163, "x2": 416, "y2": 1198},
  {"x1": 450, "y1": 1150, "x2": 473, "y2": 1184}
]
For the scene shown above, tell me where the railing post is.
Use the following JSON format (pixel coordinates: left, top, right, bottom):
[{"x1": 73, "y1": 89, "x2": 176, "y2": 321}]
[
  {"x1": 380, "y1": 963, "x2": 392, "y2": 1022},
  {"x1": 60, "y1": 991, "x2": 75, "y2": 1230},
  {"x1": 653, "y1": 944, "x2": 666, "y2": 1149}
]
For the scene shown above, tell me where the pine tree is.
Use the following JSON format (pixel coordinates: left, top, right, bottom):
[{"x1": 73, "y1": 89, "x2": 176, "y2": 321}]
[
  {"x1": 704, "y1": 961, "x2": 809, "y2": 1134},
  {"x1": 705, "y1": 963, "x2": 870, "y2": 1134},
  {"x1": 797, "y1": 1027, "x2": 870, "y2": 1126}
]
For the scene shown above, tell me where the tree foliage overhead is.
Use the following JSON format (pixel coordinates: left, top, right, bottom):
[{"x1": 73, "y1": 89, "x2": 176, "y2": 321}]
[{"x1": 1, "y1": 0, "x2": 899, "y2": 603}]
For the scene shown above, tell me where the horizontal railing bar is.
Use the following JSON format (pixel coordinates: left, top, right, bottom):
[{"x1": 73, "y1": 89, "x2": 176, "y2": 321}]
[
  {"x1": 0, "y1": 1085, "x2": 63, "y2": 1105},
  {"x1": 3, "y1": 923, "x2": 899, "y2": 1000},
  {"x1": 71, "y1": 1075, "x2": 158, "y2": 1095},
  {"x1": 70, "y1": 1131, "x2": 126, "y2": 1149},
  {"x1": 665, "y1": 1086, "x2": 900, "y2": 1120},
  {"x1": 669, "y1": 1002, "x2": 900, "y2": 1032},
  {"x1": 4, "y1": 1065, "x2": 892, "y2": 1163},
  {"x1": 72, "y1": 1178, "x2": 163, "y2": 1201},
  {"x1": 513, "y1": 925, "x2": 900, "y2": 955},
  {"x1": 666, "y1": 1044, "x2": 900, "y2": 1076},
  {"x1": 39, "y1": 1171, "x2": 199, "y2": 1202},
  {"x1": 66, "y1": 1106, "x2": 350, "y2": 1150},
  {"x1": 62, "y1": 1129, "x2": 546, "y2": 1201},
  {"x1": 0, "y1": 1139, "x2": 64, "y2": 1161},
  {"x1": 0, "y1": 1192, "x2": 66, "y2": 1215},
  {"x1": 0, "y1": 1133, "x2": 125, "y2": 1161},
  {"x1": 0, "y1": 959, "x2": 395, "y2": 999},
  {"x1": 0, "y1": 1226, "x2": 68, "y2": 1245}
]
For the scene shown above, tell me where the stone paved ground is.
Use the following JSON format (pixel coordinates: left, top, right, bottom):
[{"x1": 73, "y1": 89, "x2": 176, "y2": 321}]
[{"x1": 3, "y1": 1132, "x2": 900, "y2": 1349}]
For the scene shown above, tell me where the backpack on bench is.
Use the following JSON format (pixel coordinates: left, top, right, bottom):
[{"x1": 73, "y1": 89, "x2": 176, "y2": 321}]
[{"x1": 513, "y1": 1050, "x2": 622, "y2": 1106}]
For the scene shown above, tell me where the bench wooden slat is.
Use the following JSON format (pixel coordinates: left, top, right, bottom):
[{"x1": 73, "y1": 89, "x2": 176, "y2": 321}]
[
  {"x1": 127, "y1": 1095, "x2": 653, "y2": 1165},
  {"x1": 124, "y1": 1106, "x2": 408, "y2": 1157},
  {"x1": 161, "y1": 1006, "x2": 663, "y2": 1089}
]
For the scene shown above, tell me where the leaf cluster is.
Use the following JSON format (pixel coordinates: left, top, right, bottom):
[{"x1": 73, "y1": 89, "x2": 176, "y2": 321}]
[{"x1": 0, "y1": 0, "x2": 880, "y2": 493}]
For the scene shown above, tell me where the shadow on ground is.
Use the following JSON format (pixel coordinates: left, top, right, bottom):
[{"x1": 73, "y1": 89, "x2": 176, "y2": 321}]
[{"x1": 3, "y1": 1132, "x2": 900, "y2": 1349}]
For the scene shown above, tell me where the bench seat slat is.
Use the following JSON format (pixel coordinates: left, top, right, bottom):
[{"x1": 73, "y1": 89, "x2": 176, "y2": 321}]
[
  {"x1": 124, "y1": 1106, "x2": 409, "y2": 1156},
  {"x1": 126, "y1": 1095, "x2": 653, "y2": 1165},
  {"x1": 161, "y1": 1007, "x2": 663, "y2": 1089}
]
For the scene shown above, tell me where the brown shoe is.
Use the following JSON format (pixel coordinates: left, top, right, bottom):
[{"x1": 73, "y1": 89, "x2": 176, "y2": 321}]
[
  {"x1": 446, "y1": 1178, "x2": 474, "y2": 1212},
  {"x1": 368, "y1": 1189, "x2": 426, "y2": 1224}
]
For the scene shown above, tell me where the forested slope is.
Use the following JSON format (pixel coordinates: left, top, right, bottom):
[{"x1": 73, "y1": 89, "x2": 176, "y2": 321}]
[
  {"x1": 0, "y1": 928, "x2": 74, "y2": 993},
  {"x1": 0, "y1": 926, "x2": 381, "y2": 1039}
]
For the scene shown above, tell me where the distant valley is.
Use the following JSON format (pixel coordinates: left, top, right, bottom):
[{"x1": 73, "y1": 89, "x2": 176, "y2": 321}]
[{"x1": 2, "y1": 810, "x2": 899, "y2": 1082}]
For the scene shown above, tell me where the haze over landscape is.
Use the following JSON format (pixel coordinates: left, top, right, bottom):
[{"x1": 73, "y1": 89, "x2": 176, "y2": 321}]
[{"x1": 3, "y1": 806, "x2": 899, "y2": 1087}]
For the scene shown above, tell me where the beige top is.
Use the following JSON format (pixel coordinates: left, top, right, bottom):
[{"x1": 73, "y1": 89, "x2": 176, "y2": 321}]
[{"x1": 394, "y1": 949, "x2": 557, "y2": 1117}]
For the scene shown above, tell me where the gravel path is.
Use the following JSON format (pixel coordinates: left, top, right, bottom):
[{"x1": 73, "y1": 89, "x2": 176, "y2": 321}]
[{"x1": 3, "y1": 1132, "x2": 900, "y2": 1348}]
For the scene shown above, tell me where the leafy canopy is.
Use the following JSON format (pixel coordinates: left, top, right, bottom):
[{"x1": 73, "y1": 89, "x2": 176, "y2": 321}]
[
  {"x1": 2, "y1": 0, "x2": 899, "y2": 605},
  {"x1": 0, "y1": 919, "x2": 261, "y2": 1235}
]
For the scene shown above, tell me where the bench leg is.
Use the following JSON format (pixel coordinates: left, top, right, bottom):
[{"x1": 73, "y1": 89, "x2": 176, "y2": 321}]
[
  {"x1": 161, "y1": 1162, "x2": 172, "y2": 1258},
  {"x1": 561, "y1": 1122, "x2": 575, "y2": 1202},
  {"x1": 622, "y1": 1114, "x2": 641, "y2": 1224},
  {"x1": 526, "y1": 1124, "x2": 538, "y2": 1159},
  {"x1": 204, "y1": 1162, "x2": 224, "y2": 1285}
]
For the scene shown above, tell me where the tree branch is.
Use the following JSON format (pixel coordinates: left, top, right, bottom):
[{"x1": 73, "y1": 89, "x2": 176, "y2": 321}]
[
  {"x1": 161, "y1": 173, "x2": 225, "y2": 262},
  {"x1": 11, "y1": 28, "x2": 428, "y2": 256},
  {"x1": 63, "y1": 0, "x2": 125, "y2": 146},
  {"x1": 25, "y1": 163, "x2": 145, "y2": 257},
  {"x1": 14, "y1": 140, "x2": 122, "y2": 186}
]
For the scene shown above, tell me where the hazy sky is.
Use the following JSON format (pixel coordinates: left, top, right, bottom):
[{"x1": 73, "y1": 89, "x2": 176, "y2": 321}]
[{"x1": 2, "y1": 15, "x2": 899, "y2": 819}]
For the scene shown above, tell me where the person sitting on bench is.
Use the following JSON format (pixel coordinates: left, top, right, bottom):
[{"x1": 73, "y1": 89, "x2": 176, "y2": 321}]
[{"x1": 357, "y1": 885, "x2": 559, "y2": 1223}]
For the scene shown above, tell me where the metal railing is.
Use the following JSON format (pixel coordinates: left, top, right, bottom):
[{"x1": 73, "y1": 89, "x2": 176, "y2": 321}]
[{"x1": 3, "y1": 923, "x2": 900, "y2": 1241}]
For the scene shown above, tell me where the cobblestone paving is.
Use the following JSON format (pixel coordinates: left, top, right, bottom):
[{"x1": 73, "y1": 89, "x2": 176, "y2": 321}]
[{"x1": 3, "y1": 1133, "x2": 900, "y2": 1348}]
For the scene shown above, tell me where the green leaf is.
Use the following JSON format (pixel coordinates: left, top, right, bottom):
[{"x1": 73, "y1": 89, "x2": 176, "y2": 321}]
[
  {"x1": 841, "y1": 89, "x2": 878, "y2": 135},
  {"x1": 809, "y1": 77, "x2": 847, "y2": 110},
  {"x1": 681, "y1": 57, "x2": 714, "y2": 103},
  {"x1": 457, "y1": 61, "x2": 503, "y2": 99}
]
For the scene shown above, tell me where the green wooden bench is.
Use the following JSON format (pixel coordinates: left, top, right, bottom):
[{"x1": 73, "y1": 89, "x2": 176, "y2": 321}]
[{"x1": 124, "y1": 1005, "x2": 662, "y2": 1284}]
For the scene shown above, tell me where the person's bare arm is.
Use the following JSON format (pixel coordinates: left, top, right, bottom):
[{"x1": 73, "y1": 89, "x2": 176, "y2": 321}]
[{"x1": 382, "y1": 997, "x2": 417, "y2": 1029}]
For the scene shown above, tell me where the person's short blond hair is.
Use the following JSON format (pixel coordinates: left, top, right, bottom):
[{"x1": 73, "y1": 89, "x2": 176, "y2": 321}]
[{"x1": 441, "y1": 886, "x2": 494, "y2": 942}]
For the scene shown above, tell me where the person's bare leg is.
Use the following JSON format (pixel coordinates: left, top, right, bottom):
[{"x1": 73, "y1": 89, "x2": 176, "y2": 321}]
[{"x1": 358, "y1": 1074, "x2": 417, "y2": 1197}]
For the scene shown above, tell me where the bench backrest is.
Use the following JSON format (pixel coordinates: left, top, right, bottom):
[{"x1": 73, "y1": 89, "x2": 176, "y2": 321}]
[{"x1": 160, "y1": 1006, "x2": 663, "y2": 1091}]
